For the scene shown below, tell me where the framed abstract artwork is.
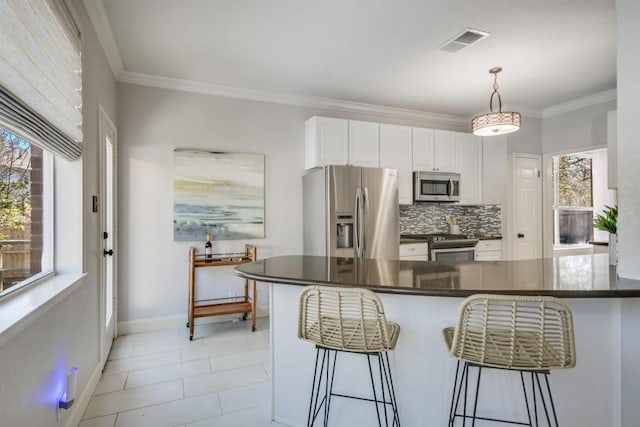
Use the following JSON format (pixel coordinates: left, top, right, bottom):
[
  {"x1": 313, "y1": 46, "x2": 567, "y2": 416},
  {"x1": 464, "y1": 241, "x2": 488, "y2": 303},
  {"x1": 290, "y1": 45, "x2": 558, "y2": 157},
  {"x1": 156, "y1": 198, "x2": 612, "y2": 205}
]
[{"x1": 173, "y1": 149, "x2": 265, "y2": 241}]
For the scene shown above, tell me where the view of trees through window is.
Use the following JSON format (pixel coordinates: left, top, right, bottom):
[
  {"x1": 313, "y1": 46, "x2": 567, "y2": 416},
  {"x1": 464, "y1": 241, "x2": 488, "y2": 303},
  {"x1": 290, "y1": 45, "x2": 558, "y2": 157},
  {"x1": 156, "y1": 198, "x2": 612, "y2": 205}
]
[
  {"x1": 557, "y1": 156, "x2": 592, "y2": 207},
  {"x1": 0, "y1": 128, "x2": 42, "y2": 292},
  {"x1": 553, "y1": 154, "x2": 594, "y2": 245}
]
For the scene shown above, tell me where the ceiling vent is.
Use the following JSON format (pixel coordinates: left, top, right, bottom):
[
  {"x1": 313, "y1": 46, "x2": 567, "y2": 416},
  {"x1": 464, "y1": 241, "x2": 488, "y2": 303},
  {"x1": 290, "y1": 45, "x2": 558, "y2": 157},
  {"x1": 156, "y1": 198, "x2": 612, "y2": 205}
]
[{"x1": 439, "y1": 28, "x2": 490, "y2": 53}]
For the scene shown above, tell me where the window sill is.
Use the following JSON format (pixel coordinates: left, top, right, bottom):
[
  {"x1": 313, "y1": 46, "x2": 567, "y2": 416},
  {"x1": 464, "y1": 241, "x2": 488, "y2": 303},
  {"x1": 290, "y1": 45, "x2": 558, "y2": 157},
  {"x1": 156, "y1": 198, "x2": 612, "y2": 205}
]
[
  {"x1": 0, "y1": 272, "x2": 86, "y2": 347},
  {"x1": 553, "y1": 244, "x2": 594, "y2": 256}
]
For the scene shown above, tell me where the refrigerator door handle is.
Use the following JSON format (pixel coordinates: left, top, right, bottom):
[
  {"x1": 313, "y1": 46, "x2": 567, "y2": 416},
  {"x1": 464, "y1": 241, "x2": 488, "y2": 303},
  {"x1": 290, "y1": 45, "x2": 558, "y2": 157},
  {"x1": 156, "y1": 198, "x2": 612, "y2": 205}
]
[
  {"x1": 354, "y1": 187, "x2": 361, "y2": 257},
  {"x1": 362, "y1": 186, "x2": 369, "y2": 257}
]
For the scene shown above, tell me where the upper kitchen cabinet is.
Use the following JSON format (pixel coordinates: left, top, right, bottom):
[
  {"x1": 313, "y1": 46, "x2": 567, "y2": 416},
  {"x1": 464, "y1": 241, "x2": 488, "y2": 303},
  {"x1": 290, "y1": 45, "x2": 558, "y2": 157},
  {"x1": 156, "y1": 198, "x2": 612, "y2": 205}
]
[
  {"x1": 305, "y1": 116, "x2": 348, "y2": 169},
  {"x1": 482, "y1": 135, "x2": 508, "y2": 205},
  {"x1": 455, "y1": 132, "x2": 483, "y2": 204},
  {"x1": 348, "y1": 120, "x2": 380, "y2": 167},
  {"x1": 380, "y1": 124, "x2": 413, "y2": 205},
  {"x1": 412, "y1": 128, "x2": 456, "y2": 172},
  {"x1": 305, "y1": 116, "x2": 380, "y2": 169}
]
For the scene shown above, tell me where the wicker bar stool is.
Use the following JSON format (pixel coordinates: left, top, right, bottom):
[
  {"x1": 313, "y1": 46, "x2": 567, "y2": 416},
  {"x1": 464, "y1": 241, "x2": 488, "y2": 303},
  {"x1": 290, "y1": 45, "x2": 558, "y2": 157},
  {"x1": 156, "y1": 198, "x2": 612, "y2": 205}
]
[
  {"x1": 443, "y1": 294, "x2": 576, "y2": 427},
  {"x1": 298, "y1": 285, "x2": 401, "y2": 427}
]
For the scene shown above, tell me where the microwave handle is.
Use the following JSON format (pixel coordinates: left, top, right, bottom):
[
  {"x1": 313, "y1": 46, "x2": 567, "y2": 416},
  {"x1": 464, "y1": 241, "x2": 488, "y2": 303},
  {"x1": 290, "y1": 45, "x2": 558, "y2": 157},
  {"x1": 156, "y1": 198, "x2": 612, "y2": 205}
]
[{"x1": 448, "y1": 178, "x2": 453, "y2": 197}]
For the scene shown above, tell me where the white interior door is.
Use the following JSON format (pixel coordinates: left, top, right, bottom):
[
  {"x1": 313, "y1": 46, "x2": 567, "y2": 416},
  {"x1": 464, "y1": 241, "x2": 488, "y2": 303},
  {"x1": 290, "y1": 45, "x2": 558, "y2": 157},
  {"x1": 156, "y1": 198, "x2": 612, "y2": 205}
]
[
  {"x1": 513, "y1": 154, "x2": 542, "y2": 260},
  {"x1": 99, "y1": 105, "x2": 117, "y2": 367}
]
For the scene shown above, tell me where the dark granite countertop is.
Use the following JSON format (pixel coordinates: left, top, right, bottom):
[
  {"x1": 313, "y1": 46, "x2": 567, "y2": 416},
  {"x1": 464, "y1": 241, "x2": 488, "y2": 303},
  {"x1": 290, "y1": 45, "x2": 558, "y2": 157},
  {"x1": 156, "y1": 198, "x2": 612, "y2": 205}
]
[
  {"x1": 400, "y1": 234, "x2": 502, "y2": 242},
  {"x1": 234, "y1": 254, "x2": 640, "y2": 298},
  {"x1": 400, "y1": 238, "x2": 429, "y2": 244}
]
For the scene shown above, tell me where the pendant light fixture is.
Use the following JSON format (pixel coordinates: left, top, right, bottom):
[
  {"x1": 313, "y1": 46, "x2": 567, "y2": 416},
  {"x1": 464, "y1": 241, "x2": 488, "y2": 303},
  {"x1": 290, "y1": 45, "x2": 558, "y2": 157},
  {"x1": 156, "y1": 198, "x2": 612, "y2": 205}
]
[{"x1": 471, "y1": 67, "x2": 521, "y2": 136}]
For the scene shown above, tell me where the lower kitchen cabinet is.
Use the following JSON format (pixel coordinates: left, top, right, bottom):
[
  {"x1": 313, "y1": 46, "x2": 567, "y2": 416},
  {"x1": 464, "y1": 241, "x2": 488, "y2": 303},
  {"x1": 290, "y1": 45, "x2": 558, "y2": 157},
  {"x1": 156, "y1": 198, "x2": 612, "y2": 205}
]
[
  {"x1": 399, "y1": 242, "x2": 429, "y2": 260},
  {"x1": 475, "y1": 239, "x2": 502, "y2": 261}
]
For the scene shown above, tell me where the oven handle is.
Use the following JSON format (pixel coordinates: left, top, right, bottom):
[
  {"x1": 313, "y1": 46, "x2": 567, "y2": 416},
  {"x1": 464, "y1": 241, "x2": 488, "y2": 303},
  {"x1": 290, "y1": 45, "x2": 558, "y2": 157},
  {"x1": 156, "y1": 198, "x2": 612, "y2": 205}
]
[{"x1": 431, "y1": 247, "x2": 477, "y2": 261}]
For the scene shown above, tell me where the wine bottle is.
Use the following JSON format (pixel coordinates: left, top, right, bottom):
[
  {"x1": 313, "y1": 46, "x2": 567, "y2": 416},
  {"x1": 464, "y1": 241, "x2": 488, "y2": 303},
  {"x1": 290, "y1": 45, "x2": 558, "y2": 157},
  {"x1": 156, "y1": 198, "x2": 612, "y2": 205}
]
[{"x1": 204, "y1": 233, "x2": 213, "y2": 263}]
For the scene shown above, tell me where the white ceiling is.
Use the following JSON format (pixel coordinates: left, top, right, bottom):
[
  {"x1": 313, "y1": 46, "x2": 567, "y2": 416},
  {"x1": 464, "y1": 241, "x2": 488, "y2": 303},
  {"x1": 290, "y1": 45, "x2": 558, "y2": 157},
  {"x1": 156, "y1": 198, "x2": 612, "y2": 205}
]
[{"x1": 90, "y1": 0, "x2": 616, "y2": 119}]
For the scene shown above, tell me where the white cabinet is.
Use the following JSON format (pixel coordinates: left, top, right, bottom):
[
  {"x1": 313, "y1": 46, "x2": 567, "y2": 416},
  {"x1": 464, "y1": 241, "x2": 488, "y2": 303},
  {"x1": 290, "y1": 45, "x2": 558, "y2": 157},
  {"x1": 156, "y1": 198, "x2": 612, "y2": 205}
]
[
  {"x1": 607, "y1": 110, "x2": 617, "y2": 189},
  {"x1": 475, "y1": 239, "x2": 502, "y2": 261},
  {"x1": 412, "y1": 127, "x2": 434, "y2": 171},
  {"x1": 482, "y1": 135, "x2": 508, "y2": 205},
  {"x1": 434, "y1": 130, "x2": 457, "y2": 172},
  {"x1": 305, "y1": 116, "x2": 348, "y2": 169},
  {"x1": 380, "y1": 124, "x2": 413, "y2": 205},
  {"x1": 399, "y1": 242, "x2": 429, "y2": 260},
  {"x1": 305, "y1": 116, "x2": 381, "y2": 169},
  {"x1": 348, "y1": 120, "x2": 380, "y2": 167},
  {"x1": 412, "y1": 128, "x2": 456, "y2": 172},
  {"x1": 455, "y1": 132, "x2": 483, "y2": 204}
]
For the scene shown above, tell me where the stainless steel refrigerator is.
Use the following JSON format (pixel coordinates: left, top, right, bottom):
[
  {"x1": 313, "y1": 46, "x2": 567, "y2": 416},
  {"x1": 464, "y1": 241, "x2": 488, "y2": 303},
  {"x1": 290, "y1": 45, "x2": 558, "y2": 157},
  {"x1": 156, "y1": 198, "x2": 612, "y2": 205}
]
[{"x1": 303, "y1": 165, "x2": 399, "y2": 259}]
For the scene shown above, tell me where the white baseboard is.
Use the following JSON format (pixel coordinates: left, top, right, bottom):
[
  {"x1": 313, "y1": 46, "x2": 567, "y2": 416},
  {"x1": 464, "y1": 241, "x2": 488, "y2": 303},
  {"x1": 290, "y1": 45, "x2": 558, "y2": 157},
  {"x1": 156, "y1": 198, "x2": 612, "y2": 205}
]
[
  {"x1": 64, "y1": 361, "x2": 102, "y2": 427},
  {"x1": 118, "y1": 306, "x2": 269, "y2": 335},
  {"x1": 274, "y1": 416, "x2": 302, "y2": 427}
]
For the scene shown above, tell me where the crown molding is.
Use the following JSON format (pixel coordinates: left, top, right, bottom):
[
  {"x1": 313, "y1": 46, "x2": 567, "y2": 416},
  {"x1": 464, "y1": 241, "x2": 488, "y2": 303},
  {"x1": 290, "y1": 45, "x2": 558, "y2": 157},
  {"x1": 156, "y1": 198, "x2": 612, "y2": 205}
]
[
  {"x1": 508, "y1": 105, "x2": 543, "y2": 119},
  {"x1": 119, "y1": 71, "x2": 468, "y2": 128},
  {"x1": 84, "y1": 0, "x2": 612, "y2": 126},
  {"x1": 83, "y1": 0, "x2": 124, "y2": 77},
  {"x1": 541, "y1": 89, "x2": 617, "y2": 118}
]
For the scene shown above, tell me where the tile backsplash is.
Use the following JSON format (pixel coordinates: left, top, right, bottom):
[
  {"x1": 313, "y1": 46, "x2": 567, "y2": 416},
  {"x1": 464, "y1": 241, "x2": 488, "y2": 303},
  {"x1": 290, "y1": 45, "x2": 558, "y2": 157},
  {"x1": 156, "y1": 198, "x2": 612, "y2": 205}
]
[{"x1": 400, "y1": 203, "x2": 502, "y2": 237}]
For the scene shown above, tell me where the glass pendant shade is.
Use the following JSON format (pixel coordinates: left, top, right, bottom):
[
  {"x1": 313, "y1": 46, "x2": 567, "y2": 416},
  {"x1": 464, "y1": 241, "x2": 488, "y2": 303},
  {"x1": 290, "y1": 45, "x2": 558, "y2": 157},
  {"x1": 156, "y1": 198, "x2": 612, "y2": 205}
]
[{"x1": 472, "y1": 67, "x2": 520, "y2": 136}]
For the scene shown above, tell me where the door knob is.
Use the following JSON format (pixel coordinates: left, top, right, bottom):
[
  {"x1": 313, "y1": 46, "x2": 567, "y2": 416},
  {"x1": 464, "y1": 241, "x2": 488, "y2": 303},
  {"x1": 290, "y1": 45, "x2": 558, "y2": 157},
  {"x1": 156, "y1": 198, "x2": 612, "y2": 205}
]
[
  {"x1": 103, "y1": 249, "x2": 114, "y2": 256},
  {"x1": 517, "y1": 233, "x2": 525, "y2": 238}
]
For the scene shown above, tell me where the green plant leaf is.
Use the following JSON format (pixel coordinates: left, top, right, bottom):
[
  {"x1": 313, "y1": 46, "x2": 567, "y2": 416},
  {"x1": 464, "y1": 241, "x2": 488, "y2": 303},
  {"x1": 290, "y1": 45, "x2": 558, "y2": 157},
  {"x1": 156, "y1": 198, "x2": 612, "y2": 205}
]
[{"x1": 593, "y1": 205, "x2": 617, "y2": 234}]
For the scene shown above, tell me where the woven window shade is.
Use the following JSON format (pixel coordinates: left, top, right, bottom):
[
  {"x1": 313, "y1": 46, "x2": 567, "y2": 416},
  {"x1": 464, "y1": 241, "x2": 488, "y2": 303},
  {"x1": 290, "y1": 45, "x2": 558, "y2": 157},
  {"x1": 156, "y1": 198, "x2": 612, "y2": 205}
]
[{"x1": 0, "y1": 0, "x2": 82, "y2": 161}]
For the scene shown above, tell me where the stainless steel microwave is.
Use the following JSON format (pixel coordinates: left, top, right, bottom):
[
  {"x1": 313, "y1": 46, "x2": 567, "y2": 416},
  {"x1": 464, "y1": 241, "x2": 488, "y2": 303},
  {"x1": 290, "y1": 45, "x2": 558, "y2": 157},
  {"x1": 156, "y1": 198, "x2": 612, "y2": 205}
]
[{"x1": 413, "y1": 171, "x2": 460, "y2": 202}]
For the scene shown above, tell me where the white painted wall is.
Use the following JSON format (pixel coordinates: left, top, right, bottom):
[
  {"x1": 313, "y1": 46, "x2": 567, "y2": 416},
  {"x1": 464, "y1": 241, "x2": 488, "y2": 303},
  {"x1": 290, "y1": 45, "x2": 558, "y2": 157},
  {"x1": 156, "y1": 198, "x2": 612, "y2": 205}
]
[
  {"x1": 617, "y1": 0, "x2": 640, "y2": 281},
  {"x1": 115, "y1": 84, "x2": 467, "y2": 328},
  {"x1": 617, "y1": 1, "x2": 640, "y2": 425},
  {"x1": 0, "y1": 0, "x2": 118, "y2": 425},
  {"x1": 272, "y1": 283, "x2": 621, "y2": 427},
  {"x1": 591, "y1": 149, "x2": 616, "y2": 243},
  {"x1": 507, "y1": 115, "x2": 542, "y2": 154},
  {"x1": 541, "y1": 100, "x2": 615, "y2": 154},
  {"x1": 538, "y1": 101, "x2": 615, "y2": 257}
]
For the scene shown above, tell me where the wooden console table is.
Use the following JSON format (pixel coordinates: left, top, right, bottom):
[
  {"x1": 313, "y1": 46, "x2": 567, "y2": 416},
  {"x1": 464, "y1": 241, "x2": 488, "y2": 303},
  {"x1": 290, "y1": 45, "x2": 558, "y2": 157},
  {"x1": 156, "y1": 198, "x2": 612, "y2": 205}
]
[{"x1": 187, "y1": 244, "x2": 257, "y2": 340}]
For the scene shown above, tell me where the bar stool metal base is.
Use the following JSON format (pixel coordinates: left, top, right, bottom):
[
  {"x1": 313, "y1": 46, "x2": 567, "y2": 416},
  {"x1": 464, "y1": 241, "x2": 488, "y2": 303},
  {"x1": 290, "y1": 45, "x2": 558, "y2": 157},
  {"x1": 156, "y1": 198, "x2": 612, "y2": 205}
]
[
  {"x1": 448, "y1": 361, "x2": 560, "y2": 427},
  {"x1": 307, "y1": 346, "x2": 401, "y2": 427}
]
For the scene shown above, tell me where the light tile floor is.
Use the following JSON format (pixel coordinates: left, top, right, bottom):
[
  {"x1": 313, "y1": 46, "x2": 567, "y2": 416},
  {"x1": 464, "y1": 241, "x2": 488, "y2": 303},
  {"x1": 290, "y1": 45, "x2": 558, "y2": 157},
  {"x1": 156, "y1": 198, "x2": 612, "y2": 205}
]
[{"x1": 80, "y1": 317, "x2": 283, "y2": 427}]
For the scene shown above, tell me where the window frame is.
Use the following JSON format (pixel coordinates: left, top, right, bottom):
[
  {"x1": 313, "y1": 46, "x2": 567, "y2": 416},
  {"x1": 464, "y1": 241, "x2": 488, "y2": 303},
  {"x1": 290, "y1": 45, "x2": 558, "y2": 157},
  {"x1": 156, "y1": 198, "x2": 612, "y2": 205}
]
[
  {"x1": 0, "y1": 128, "x2": 55, "y2": 299},
  {"x1": 552, "y1": 152, "x2": 594, "y2": 248}
]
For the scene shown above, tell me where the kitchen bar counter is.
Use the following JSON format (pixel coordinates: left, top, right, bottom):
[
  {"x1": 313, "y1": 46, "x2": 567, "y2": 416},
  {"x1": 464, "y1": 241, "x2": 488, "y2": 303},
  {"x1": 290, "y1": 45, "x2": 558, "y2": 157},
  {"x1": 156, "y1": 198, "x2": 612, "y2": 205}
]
[
  {"x1": 234, "y1": 254, "x2": 640, "y2": 426},
  {"x1": 234, "y1": 253, "x2": 640, "y2": 298}
]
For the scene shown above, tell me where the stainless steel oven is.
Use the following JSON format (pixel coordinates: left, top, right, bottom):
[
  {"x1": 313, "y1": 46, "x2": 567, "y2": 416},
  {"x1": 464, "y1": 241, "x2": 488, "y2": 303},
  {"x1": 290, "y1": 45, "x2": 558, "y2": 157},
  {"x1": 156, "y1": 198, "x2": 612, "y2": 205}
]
[
  {"x1": 430, "y1": 246, "x2": 476, "y2": 262},
  {"x1": 401, "y1": 233, "x2": 478, "y2": 261},
  {"x1": 428, "y1": 235, "x2": 478, "y2": 261}
]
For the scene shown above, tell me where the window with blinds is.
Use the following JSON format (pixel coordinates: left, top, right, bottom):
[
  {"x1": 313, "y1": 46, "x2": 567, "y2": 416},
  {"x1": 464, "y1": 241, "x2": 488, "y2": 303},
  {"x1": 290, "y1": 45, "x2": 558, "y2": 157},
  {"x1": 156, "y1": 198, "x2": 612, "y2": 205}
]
[
  {"x1": 0, "y1": 0, "x2": 82, "y2": 161},
  {"x1": 0, "y1": 0, "x2": 81, "y2": 296}
]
